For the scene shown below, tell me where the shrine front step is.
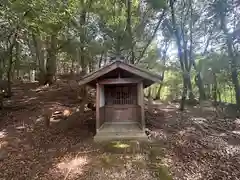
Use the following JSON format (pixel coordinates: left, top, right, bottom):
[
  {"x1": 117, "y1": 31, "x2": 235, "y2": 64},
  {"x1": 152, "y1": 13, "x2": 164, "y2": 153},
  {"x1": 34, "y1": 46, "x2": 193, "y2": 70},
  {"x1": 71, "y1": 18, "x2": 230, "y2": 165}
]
[{"x1": 94, "y1": 131, "x2": 148, "y2": 142}]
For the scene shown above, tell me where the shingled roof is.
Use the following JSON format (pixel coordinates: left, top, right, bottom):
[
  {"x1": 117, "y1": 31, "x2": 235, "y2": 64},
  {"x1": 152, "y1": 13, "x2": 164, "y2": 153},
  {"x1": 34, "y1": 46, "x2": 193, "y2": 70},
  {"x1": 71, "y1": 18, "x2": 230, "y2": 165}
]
[{"x1": 78, "y1": 60, "x2": 162, "y2": 87}]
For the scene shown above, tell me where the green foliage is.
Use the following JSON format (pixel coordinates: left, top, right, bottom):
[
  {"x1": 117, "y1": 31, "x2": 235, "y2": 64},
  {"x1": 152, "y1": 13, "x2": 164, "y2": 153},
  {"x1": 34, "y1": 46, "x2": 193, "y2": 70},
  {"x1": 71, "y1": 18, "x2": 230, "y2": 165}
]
[
  {"x1": 147, "y1": 0, "x2": 167, "y2": 10},
  {"x1": 0, "y1": 0, "x2": 239, "y2": 106}
]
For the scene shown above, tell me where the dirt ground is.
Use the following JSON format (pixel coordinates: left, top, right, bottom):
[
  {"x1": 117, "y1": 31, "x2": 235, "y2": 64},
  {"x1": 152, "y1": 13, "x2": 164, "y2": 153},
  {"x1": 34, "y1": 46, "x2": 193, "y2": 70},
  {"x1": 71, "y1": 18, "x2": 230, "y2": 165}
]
[{"x1": 0, "y1": 82, "x2": 240, "y2": 180}]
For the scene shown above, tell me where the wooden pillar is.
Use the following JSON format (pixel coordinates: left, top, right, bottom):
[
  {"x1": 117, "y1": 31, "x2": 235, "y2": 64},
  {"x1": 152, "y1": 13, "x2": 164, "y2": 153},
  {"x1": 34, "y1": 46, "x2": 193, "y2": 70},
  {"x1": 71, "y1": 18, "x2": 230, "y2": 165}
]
[
  {"x1": 139, "y1": 82, "x2": 145, "y2": 130},
  {"x1": 96, "y1": 83, "x2": 100, "y2": 132}
]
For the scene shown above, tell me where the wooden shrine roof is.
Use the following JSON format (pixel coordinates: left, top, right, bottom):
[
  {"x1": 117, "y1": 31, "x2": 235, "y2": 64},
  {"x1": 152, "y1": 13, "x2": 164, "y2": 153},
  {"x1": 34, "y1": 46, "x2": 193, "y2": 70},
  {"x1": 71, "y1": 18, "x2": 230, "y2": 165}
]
[{"x1": 78, "y1": 60, "x2": 162, "y2": 87}]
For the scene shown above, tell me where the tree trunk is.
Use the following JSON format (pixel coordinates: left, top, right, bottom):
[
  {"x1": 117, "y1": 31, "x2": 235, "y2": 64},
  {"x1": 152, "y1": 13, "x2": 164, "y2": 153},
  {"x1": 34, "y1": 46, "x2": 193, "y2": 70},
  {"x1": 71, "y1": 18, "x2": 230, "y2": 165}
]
[
  {"x1": 231, "y1": 68, "x2": 240, "y2": 105},
  {"x1": 46, "y1": 35, "x2": 57, "y2": 85},
  {"x1": 126, "y1": 0, "x2": 135, "y2": 64},
  {"x1": 7, "y1": 46, "x2": 14, "y2": 97},
  {"x1": 155, "y1": 84, "x2": 163, "y2": 100},
  {"x1": 32, "y1": 34, "x2": 46, "y2": 85},
  {"x1": 186, "y1": 74, "x2": 194, "y2": 100},
  {"x1": 195, "y1": 73, "x2": 206, "y2": 100},
  {"x1": 170, "y1": 0, "x2": 188, "y2": 111},
  {"x1": 79, "y1": 5, "x2": 87, "y2": 113},
  {"x1": 220, "y1": 11, "x2": 240, "y2": 107},
  {"x1": 217, "y1": 89, "x2": 221, "y2": 102},
  {"x1": 6, "y1": 31, "x2": 18, "y2": 96},
  {"x1": 0, "y1": 60, "x2": 3, "y2": 79},
  {"x1": 15, "y1": 40, "x2": 20, "y2": 79},
  {"x1": 180, "y1": 76, "x2": 188, "y2": 111},
  {"x1": 98, "y1": 52, "x2": 103, "y2": 68},
  {"x1": 212, "y1": 72, "x2": 217, "y2": 103},
  {"x1": 147, "y1": 87, "x2": 153, "y2": 111}
]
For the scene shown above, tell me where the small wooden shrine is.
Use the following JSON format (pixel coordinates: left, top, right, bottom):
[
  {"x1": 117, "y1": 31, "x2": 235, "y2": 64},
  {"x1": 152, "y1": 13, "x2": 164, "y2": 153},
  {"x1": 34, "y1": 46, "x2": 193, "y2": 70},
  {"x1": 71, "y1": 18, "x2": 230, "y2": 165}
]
[{"x1": 79, "y1": 60, "x2": 162, "y2": 141}]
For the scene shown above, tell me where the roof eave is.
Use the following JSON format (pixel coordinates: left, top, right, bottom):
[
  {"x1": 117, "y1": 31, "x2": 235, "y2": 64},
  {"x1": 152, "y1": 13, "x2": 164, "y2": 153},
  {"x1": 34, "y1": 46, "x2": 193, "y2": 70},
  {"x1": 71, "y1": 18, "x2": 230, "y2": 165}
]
[{"x1": 78, "y1": 61, "x2": 162, "y2": 87}]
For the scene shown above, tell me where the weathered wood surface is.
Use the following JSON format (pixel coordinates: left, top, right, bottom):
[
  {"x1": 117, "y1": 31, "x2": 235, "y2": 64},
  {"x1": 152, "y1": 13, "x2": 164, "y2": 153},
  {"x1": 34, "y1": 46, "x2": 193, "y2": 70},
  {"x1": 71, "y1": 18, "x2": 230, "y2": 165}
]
[
  {"x1": 139, "y1": 82, "x2": 145, "y2": 129},
  {"x1": 99, "y1": 122, "x2": 142, "y2": 132},
  {"x1": 96, "y1": 83, "x2": 100, "y2": 131},
  {"x1": 99, "y1": 107, "x2": 105, "y2": 127},
  {"x1": 98, "y1": 78, "x2": 142, "y2": 85},
  {"x1": 104, "y1": 105, "x2": 140, "y2": 122},
  {"x1": 78, "y1": 60, "x2": 161, "y2": 87}
]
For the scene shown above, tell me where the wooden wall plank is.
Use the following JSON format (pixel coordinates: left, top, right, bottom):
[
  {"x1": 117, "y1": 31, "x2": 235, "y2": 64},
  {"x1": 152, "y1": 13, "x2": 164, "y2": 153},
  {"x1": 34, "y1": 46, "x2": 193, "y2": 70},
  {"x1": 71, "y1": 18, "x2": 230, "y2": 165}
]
[
  {"x1": 98, "y1": 78, "x2": 142, "y2": 85},
  {"x1": 139, "y1": 81, "x2": 145, "y2": 130},
  {"x1": 96, "y1": 83, "x2": 100, "y2": 132}
]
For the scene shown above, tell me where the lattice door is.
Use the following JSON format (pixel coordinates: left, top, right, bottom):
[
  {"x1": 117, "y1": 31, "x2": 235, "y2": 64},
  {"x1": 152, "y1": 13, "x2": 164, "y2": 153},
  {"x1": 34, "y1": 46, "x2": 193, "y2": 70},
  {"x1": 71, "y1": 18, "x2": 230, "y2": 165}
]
[{"x1": 105, "y1": 85, "x2": 137, "y2": 105}]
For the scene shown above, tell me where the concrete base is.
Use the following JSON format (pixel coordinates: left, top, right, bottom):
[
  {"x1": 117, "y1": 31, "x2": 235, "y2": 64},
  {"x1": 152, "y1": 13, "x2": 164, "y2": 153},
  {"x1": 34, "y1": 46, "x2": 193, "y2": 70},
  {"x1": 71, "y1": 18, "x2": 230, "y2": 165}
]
[{"x1": 94, "y1": 122, "x2": 148, "y2": 142}]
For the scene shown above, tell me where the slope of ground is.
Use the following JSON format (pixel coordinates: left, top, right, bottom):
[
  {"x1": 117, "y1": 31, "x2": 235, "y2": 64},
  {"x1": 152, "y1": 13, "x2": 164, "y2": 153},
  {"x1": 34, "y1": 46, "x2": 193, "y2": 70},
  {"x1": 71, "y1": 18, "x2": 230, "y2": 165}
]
[{"x1": 0, "y1": 82, "x2": 240, "y2": 180}]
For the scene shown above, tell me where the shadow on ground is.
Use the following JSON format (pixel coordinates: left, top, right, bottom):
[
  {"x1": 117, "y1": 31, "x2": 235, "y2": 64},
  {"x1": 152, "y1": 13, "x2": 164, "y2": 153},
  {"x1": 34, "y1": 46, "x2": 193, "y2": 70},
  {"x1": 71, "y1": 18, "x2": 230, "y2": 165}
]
[{"x1": 0, "y1": 82, "x2": 240, "y2": 179}]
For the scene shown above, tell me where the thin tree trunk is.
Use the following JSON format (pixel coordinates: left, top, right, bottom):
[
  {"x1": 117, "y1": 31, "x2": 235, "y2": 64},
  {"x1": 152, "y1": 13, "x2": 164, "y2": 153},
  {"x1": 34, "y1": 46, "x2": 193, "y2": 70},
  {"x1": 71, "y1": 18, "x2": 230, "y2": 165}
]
[
  {"x1": 188, "y1": 0, "x2": 205, "y2": 100},
  {"x1": 136, "y1": 9, "x2": 166, "y2": 63},
  {"x1": 98, "y1": 52, "x2": 103, "y2": 68},
  {"x1": 155, "y1": 84, "x2": 163, "y2": 100},
  {"x1": 126, "y1": 0, "x2": 135, "y2": 64},
  {"x1": 212, "y1": 72, "x2": 217, "y2": 103},
  {"x1": 14, "y1": 40, "x2": 20, "y2": 79},
  {"x1": 7, "y1": 33, "x2": 17, "y2": 96},
  {"x1": 147, "y1": 87, "x2": 153, "y2": 111},
  {"x1": 180, "y1": 76, "x2": 188, "y2": 111},
  {"x1": 186, "y1": 74, "x2": 194, "y2": 100},
  {"x1": 0, "y1": 56, "x2": 4, "y2": 79},
  {"x1": 32, "y1": 34, "x2": 46, "y2": 85},
  {"x1": 155, "y1": 48, "x2": 168, "y2": 100},
  {"x1": 46, "y1": 35, "x2": 57, "y2": 85},
  {"x1": 195, "y1": 73, "x2": 206, "y2": 100},
  {"x1": 220, "y1": 11, "x2": 240, "y2": 107},
  {"x1": 170, "y1": 0, "x2": 188, "y2": 111},
  {"x1": 217, "y1": 89, "x2": 221, "y2": 102},
  {"x1": 79, "y1": 3, "x2": 88, "y2": 113}
]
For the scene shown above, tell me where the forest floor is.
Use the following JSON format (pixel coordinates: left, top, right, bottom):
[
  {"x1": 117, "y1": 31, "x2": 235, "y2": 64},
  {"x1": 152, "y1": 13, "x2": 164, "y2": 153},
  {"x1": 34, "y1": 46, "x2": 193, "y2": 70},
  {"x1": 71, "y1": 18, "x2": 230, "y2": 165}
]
[{"x1": 0, "y1": 81, "x2": 240, "y2": 180}]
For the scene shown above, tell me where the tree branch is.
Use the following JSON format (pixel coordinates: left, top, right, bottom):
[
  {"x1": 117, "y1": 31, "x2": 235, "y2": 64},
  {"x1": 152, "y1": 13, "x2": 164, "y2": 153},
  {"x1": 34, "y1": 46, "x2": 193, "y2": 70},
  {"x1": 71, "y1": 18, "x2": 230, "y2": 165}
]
[{"x1": 135, "y1": 9, "x2": 166, "y2": 64}]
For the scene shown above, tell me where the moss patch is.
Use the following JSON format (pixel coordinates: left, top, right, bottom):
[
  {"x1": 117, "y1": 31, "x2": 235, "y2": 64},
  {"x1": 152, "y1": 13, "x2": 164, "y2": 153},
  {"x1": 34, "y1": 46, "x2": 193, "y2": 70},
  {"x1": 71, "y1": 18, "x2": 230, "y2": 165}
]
[
  {"x1": 99, "y1": 154, "x2": 125, "y2": 168},
  {"x1": 101, "y1": 140, "x2": 146, "y2": 154},
  {"x1": 147, "y1": 145, "x2": 173, "y2": 180},
  {"x1": 156, "y1": 165, "x2": 172, "y2": 180}
]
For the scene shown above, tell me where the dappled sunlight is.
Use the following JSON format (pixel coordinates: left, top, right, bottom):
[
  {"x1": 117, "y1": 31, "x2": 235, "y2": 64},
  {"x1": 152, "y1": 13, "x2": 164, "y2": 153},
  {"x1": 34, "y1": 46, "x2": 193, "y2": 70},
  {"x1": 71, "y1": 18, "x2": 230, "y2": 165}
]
[
  {"x1": 132, "y1": 154, "x2": 146, "y2": 161},
  {"x1": 178, "y1": 127, "x2": 196, "y2": 136},
  {"x1": 57, "y1": 155, "x2": 89, "y2": 177},
  {"x1": 102, "y1": 141, "x2": 146, "y2": 154},
  {"x1": 159, "y1": 107, "x2": 176, "y2": 112},
  {"x1": 31, "y1": 85, "x2": 50, "y2": 92},
  {"x1": 191, "y1": 117, "x2": 208, "y2": 124},
  {"x1": 23, "y1": 97, "x2": 38, "y2": 103},
  {"x1": 0, "y1": 129, "x2": 7, "y2": 139},
  {"x1": 149, "y1": 129, "x2": 168, "y2": 140},
  {"x1": 161, "y1": 156, "x2": 173, "y2": 167},
  {"x1": 15, "y1": 125, "x2": 26, "y2": 131},
  {"x1": 112, "y1": 141, "x2": 131, "y2": 149},
  {"x1": 152, "y1": 100, "x2": 163, "y2": 105},
  {"x1": 0, "y1": 140, "x2": 8, "y2": 149},
  {"x1": 36, "y1": 116, "x2": 44, "y2": 123},
  {"x1": 1, "y1": 80, "x2": 239, "y2": 180},
  {"x1": 234, "y1": 118, "x2": 240, "y2": 129},
  {"x1": 232, "y1": 130, "x2": 240, "y2": 135},
  {"x1": 224, "y1": 144, "x2": 240, "y2": 156},
  {"x1": 0, "y1": 129, "x2": 8, "y2": 149}
]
